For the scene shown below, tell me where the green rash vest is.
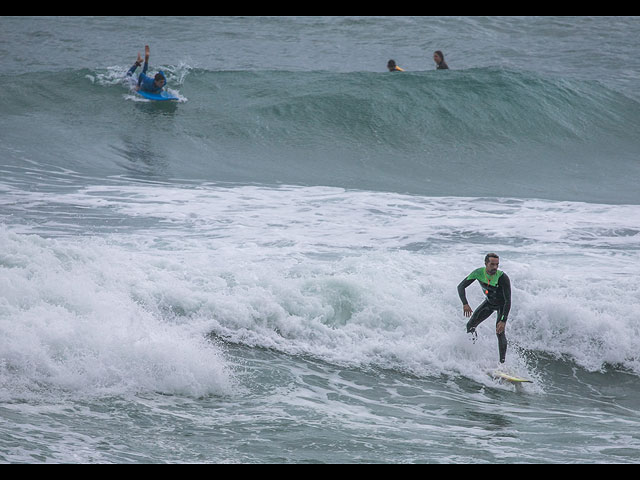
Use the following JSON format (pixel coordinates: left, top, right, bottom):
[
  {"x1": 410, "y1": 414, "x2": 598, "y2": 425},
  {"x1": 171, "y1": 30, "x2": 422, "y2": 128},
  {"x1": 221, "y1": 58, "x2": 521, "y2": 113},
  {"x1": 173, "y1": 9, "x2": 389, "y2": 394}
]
[{"x1": 457, "y1": 268, "x2": 512, "y2": 322}]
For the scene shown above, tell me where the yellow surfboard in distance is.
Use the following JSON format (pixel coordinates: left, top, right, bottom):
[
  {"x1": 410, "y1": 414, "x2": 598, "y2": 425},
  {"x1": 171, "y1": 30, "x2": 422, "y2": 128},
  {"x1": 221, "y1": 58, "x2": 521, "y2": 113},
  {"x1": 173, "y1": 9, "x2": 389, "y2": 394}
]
[{"x1": 491, "y1": 371, "x2": 533, "y2": 383}]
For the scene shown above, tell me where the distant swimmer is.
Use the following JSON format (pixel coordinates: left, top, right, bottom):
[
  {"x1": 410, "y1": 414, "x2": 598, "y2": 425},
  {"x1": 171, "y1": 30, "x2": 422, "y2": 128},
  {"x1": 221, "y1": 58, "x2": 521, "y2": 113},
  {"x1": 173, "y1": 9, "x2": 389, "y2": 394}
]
[
  {"x1": 457, "y1": 253, "x2": 511, "y2": 363},
  {"x1": 433, "y1": 50, "x2": 449, "y2": 70},
  {"x1": 387, "y1": 59, "x2": 405, "y2": 72},
  {"x1": 126, "y1": 45, "x2": 167, "y2": 94}
]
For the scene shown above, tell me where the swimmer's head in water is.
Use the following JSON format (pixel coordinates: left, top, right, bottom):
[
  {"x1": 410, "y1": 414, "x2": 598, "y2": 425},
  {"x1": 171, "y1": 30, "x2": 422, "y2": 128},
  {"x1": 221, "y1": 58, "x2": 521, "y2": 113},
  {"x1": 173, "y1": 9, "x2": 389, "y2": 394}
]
[{"x1": 387, "y1": 59, "x2": 404, "y2": 71}]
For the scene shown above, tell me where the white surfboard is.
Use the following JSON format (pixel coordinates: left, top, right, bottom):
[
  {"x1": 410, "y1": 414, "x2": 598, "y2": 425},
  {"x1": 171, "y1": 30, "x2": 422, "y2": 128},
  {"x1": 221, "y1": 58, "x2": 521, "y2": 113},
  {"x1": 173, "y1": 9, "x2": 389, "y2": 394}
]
[{"x1": 490, "y1": 370, "x2": 532, "y2": 384}]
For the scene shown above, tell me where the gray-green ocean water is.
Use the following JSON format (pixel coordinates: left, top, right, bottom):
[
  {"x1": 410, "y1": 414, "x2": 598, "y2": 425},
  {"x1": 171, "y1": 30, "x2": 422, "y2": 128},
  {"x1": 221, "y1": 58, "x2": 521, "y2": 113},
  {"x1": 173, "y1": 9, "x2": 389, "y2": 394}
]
[{"x1": 1, "y1": 16, "x2": 640, "y2": 463}]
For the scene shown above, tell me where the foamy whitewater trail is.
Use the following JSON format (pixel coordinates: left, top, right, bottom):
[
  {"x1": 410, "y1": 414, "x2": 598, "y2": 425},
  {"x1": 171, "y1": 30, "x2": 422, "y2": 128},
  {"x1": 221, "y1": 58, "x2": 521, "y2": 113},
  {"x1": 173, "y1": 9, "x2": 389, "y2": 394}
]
[{"x1": 2, "y1": 182, "x2": 639, "y2": 405}]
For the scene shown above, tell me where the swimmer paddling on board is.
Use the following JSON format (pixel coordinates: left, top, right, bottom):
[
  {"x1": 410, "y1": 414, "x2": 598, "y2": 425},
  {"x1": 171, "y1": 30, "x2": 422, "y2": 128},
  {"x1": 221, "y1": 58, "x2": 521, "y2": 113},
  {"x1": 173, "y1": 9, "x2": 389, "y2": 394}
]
[{"x1": 126, "y1": 45, "x2": 167, "y2": 94}]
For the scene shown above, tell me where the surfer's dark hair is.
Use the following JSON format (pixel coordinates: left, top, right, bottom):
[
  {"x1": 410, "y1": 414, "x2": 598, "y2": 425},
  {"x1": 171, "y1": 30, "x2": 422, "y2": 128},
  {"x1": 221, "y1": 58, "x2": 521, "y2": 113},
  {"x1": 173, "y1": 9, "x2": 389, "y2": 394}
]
[{"x1": 485, "y1": 253, "x2": 499, "y2": 264}]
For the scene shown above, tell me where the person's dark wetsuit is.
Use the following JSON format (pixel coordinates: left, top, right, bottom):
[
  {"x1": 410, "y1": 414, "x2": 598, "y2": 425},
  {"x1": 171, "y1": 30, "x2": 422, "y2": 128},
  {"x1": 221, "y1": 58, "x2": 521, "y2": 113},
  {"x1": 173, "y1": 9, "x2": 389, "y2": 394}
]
[
  {"x1": 457, "y1": 268, "x2": 511, "y2": 363},
  {"x1": 126, "y1": 60, "x2": 167, "y2": 94}
]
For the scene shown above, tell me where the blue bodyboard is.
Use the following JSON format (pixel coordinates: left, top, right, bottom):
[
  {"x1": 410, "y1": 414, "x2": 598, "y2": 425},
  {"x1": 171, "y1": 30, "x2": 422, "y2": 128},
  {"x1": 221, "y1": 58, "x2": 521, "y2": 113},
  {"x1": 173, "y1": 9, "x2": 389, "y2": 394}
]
[{"x1": 137, "y1": 90, "x2": 179, "y2": 102}]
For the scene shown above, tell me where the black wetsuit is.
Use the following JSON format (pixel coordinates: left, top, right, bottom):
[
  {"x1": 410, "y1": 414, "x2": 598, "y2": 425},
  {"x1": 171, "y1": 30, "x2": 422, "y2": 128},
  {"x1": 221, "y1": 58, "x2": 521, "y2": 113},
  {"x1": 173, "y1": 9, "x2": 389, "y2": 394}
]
[
  {"x1": 126, "y1": 61, "x2": 167, "y2": 94},
  {"x1": 457, "y1": 268, "x2": 511, "y2": 363}
]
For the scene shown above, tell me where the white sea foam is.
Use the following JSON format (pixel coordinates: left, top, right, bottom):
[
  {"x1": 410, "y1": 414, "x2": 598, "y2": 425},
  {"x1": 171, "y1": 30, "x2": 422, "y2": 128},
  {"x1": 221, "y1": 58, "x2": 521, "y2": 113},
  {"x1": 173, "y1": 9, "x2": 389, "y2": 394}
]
[
  {"x1": 1, "y1": 183, "x2": 639, "y2": 402},
  {"x1": 0, "y1": 228, "x2": 234, "y2": 400}
]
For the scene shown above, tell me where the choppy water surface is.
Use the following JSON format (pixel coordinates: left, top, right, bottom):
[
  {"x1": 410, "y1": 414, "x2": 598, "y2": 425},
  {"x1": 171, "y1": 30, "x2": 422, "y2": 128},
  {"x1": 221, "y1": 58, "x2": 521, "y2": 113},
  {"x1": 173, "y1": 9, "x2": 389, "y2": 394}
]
[{"x1": 2, "y1": 16, "x2": 640, "y2": 463}]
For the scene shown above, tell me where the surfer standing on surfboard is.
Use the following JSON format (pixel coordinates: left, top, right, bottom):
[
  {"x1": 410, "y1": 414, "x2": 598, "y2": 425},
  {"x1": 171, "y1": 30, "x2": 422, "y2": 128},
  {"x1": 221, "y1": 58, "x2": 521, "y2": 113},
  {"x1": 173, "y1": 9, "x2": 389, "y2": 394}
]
[
  {"x1": 457, "y1": 253, "x2": 512, "y2": 364},
  {"x1": 126, "y1": 45, "x2": 167, "y2": 94}
]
